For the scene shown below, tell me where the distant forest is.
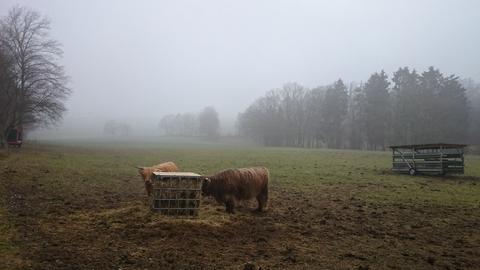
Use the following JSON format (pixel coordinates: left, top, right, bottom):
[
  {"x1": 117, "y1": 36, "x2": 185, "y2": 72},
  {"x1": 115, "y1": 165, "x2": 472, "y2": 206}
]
[
  {"x1": 237, "y1": 67, "x2": 480, "y2": 150},
  {"x1": 158, "y1": 106, "x2": 221, "y2": 141}
]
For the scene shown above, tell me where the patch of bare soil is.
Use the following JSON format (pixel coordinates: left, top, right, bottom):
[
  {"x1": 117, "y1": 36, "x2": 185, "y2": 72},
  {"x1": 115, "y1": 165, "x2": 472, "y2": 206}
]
[{"x1": 2, "y1": 169, "x2": 480, "y2": 269}]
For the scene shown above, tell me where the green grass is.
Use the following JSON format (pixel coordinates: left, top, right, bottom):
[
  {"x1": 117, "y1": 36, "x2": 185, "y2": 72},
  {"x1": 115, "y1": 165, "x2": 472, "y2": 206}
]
[
  {"x1": 5, "y1": 141, "x2": 480, "y2": 207},
  {"x1": 1, "y1": 140, "x2": 479, "y2": 269}
]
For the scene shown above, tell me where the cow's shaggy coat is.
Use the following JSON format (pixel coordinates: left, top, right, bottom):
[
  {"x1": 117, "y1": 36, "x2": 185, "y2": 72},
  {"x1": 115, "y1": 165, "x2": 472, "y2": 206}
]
[
  {"x1": 202, "y1": 167, "x2": 269, "y2": 213},
  {"x1": 137, "y1": 162, "x2": 178, "y2": 196}
]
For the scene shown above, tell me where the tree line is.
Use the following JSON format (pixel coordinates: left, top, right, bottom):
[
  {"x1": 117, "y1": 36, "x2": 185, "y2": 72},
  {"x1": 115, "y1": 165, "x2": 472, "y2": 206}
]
[
  {"x1": 238, "y1": 67, "x2": 480, "y2": 150},
  {"x1": 103, "y1": 120, "x2": 132, "y2": 137},
  {"x1": 0, "y1": 6, "x2": 70, "y2": 146},
  {"x1": 159, "y1": 106, "x2": 220, "y2": 140}
]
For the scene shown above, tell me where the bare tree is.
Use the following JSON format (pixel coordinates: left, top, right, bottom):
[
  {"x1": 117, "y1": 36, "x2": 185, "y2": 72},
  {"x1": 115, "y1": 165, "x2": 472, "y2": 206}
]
[
  {"x1": 238, "y1": 90, "x2": 283, "y2": 146},
  {"x1": 279, "y1": 83, "x2": 307, "y2": 147},
  {"x1": 0, "y1": 6, "x2": 70, "y2": 145},
  {"x1": 0, "y1": 48, "x2": 16, "y2": 146},
  {"x1": 159, "y1": 113, "x2": 198, "y2": 136},
  {"x1": 198, "y1": 106, "x2": 220, "y2": 141},
  {"x1": 103, "y1": 120, "x2": 132, "y2": 137}
]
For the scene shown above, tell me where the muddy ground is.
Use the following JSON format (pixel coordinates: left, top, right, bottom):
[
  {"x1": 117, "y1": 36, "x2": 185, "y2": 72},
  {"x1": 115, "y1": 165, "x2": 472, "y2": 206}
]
[{"x1": 1, "y1": 146, "x2": 479, "y2": 269}]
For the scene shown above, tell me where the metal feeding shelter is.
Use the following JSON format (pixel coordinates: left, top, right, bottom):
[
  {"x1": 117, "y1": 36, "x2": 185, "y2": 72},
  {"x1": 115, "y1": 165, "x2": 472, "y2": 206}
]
[
  {"x1": 390, "y1": 143, "x2": 466, "y2": 176},
  {"x1": 150, "y1": 172, "x2": 202, "y2": 217}
]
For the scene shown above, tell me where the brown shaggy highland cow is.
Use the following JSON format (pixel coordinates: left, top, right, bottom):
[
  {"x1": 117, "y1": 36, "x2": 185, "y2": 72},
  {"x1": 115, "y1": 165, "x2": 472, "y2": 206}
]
[
  {"x1": 202, "y1": 167, "x2": 269, "y2": 214},
  {"x1": 137, "y1": 162, "x2": 178, "y2": 196}
]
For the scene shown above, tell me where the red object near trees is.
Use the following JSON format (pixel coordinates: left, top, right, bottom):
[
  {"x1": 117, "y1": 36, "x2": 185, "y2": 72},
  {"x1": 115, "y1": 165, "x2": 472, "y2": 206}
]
[{"x1": 7, "y1": 127, "x2": 23, "y2": 147}]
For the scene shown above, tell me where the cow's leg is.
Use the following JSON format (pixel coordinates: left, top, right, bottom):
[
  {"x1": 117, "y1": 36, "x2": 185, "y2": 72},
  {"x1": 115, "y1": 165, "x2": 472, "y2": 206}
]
[
  {"x1": 256, "y1": 195, "x2": 267, "y2": 212},
  {"x1": 256, "y1": 196, "x2": 264, "y2": 211},
  {"x1": 145, "y1": 181, "x2": 153, "y2": 196},
  {"x1": 225, "y1": 201, "x2": 234, "y2": 214},
  {"x1": 225, "y1": 197, "x2": 236, "y2": 214},
  {"x1": 256, "y1": 185, "x2": 269, "y2": 211}
]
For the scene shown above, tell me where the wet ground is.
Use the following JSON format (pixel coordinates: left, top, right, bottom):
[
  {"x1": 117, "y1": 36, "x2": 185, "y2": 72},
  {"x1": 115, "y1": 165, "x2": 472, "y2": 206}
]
[{"x1": 1, "y1": 145, "x2": 479, "y2": 269}]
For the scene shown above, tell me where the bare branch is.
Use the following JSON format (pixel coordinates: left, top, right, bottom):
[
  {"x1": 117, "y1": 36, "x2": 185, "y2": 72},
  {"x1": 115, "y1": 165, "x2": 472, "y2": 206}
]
[{"x1": 0, "y1": 5, "x2": 71, "y2": 138}]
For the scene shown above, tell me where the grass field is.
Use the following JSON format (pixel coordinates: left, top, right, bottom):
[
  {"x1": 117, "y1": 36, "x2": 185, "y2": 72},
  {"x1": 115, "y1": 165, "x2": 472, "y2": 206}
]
[{"x1": 0, "y1": 140, "x2": 479, "y2": 269}]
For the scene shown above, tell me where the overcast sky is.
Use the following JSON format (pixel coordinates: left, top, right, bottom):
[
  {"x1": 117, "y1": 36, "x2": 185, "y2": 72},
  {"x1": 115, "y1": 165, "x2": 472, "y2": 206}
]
[{"x1": 1, "y1": 0, "x2": 479, "y2": 137}]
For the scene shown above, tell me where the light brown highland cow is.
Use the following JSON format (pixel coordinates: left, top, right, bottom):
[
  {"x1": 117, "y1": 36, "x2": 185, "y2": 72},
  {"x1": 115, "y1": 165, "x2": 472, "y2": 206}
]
[
  {"x1": 202, "y1": 167, "x2": 269, "y2": 214},
  {"x1": 136, "y1": 162, "x2": 178, "y2": 196}
]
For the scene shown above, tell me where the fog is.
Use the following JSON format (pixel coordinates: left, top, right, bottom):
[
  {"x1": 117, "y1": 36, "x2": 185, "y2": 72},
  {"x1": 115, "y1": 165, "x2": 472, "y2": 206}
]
[{"x1": 1, "y1": 0, "x2": 479, "y2": 139}]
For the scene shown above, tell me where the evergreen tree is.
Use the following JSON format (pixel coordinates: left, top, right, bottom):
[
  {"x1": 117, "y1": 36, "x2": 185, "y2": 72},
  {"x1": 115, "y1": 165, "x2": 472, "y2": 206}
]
[
  {"x1": 363, "y1": 71, "x2": 390, "y2": 150},
  {"x1": 321, "y1": 79, "x2": 348, "y2": 148},
  {"x1": 391, "y1": 67, "x2": 421, "y2": 144}
]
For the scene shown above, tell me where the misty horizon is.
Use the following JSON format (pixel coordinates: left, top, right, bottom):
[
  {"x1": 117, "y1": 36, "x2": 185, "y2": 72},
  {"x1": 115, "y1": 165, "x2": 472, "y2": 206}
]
[{"x1": 1, "y1": 0, "x2": 479, "y2": 138}]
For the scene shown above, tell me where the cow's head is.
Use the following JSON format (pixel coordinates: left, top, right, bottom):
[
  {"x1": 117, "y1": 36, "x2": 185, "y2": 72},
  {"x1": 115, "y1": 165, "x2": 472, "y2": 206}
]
[
  {"x1": 201, "y1": 177, "x2": 212, "y2": 196},
  {"x1": 136, "y1": 166, "x2": 148, "y2": 180},
  {"x1": 136, "y1": 166, "x2": 153, "y2": 196}
]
